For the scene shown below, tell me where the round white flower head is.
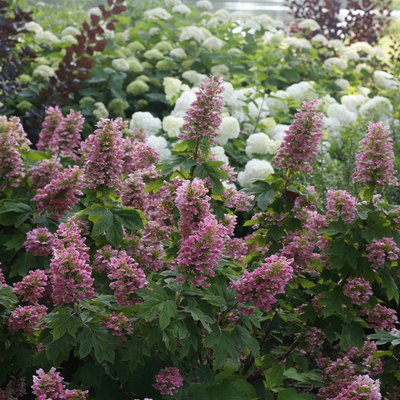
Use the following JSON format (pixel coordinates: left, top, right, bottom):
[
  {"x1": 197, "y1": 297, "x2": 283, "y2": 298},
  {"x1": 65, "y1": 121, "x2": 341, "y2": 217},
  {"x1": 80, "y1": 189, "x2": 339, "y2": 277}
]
[
  {"x1": 172, "y1": 4, "x2": 191, "y2": 14},
  {"x1": 199, "y1": 27, "x2": 213, "y2": 39},
  {"x1": 163, "y1": 115, "x2": 184, "y2": 137},
  {"x1": 357, "y1": 86, "x2": 371, "y2": 97},
  {"x1": 216, "y1": 116, "x2": 240, "y2": 146},
  {"x1": 164, "y1": 77, "x2": 183, "y2": 101},
  {"x1": 334, "y1": 78, "x2": 350, "y2": 91},
  {"x1": 214, "y1": 9, "x2": 230, "y2": 18},
  {"x1": 112, "y1": 58, "x2": 130, "y2": 72},
  {"x1": 61, "y1": 26, "x2": 80, "y2": 36},
  {"x1": 245, "y1": 133, "x2": 275, "y2": 157},
  {"x1": 196, "y1": 0, "x2": 213, "y2": 10},
  {"x1": 311, "y1": 34, "x2": 327, "y2": 43},
  {"x1": 259, "y1": 117, "x2": 276, "y2": 135},
  {"x1": 179, "y1": 26, "x2": 206, "y2": 43},
  {"x1": 165, "y1": 0, "x2": 181, "y2": 6},
  {"x1": 202, "y1": 36, "x2": 225, "y2": 51},
  {"x1": 207, "y1": 16, "x2": 226, "y2": 29},
  {"x1": 368, "y1": 47, "x2": 386, "y2": 61},
  {"x1": 324, "y1": 57, "x2": 348, "y2": 70},
  {"x1": 211, "y1": 146, "x2": 229, "y2": 165},
  {"x1": 248, "y1": 97, "x2": 269, "y2": 122},
  {"x1": 320, "y1": 94, "x2": 337, "y2": 113},
  {"x1": 243, "y1": 20, "x2": 262, "y2": 31},
  {"x1": 221, "y1": 82, "x2": 235, "y2": 103},
  {"x1": 327, "y1": 39, "x2": 345, "y2": 52},
  {"x1": 88, "y1": 7, "x2": 102, "y2": 16},
  {"x1": 170, "y1": 47, "x2": 187, "y2": 59},
  {"x1": 146, "y1": 136, "x2": 171, "y2": 160},
  {"x1": 60, "y1": 34, "x2": 78, "y2": 44},
  {"x1": 350, "y1": 41, "x2": 373, "y2": 54},
  {"x1": 130, "y1": 112, "x2": 162, "y2": 135},
  {"x1": 171, "y1": 90, "x2": 198, "y2": 118},
  {"x1": 342, "y1": 49, "x2": 360, "y2": 61},
  {"x1": 144, "y1": 7, "x2": 172, "y2": 20},
  {"x1": 35, "y1": 31, "x2": 61, "y2": 45},
  {"x1": 298, "y1": 19, "x2": 320, "y2": 31},
  {"x1": 286, "y1": 82, "x2": 317, "y2": 102},
  {"x1": 355, "y1": 63, "x2": 372, "y2": 74},
  {"x1": 373, "y1": 70, "x2": 398, "y2": 91},
  {"x1": 149, "y1": 27, "x2": 161, "y2": 36},
  {"x1": 144, "y1": 49, "x2": 164, "y2": 60},
  {"x1": 238, "y1": 159, "x2": 274, "y2": 187},
  {"x1": 24, "y1": 21, "x2": 43, "y2": 33},
  {"x1": 340, "y1": 94, "x2": 365, "y2": 113},
  {"x1": 211, "y1": 64, "x2": 230, "y2": 78},
  {"x1": 32, "y1": 65, "x2": 54, "y2": 81},
  {"x1": 182, "y1": 70, "x2": 207, "y2": 86},
  {"x1": 272, "y1": 124, "x2": 289, "y2": 141},
  {"x1": 359, "y1": 96, "x2": 393, "y2": 125},
  {"x1": 327, "y1": 104, "x2": 357, "y2": 126},
  {"x1": 254, "y1": 14, "x2": 277, "y2": 30},
  {"x1": 127, "y1": 58, "x2": 144, "y2": 73},
  {"x1": 323, "y1": 116, "x2": 341, "y2": 137},
  {"x1": 93, "y1": 103, "x2": 109, "y2": 119},
  {"x1": 282, "y1": 36, "x2": 311, "y2": 49},
  {"x1": 229, "y1": 11, "x2": 253, "y2": 22}
]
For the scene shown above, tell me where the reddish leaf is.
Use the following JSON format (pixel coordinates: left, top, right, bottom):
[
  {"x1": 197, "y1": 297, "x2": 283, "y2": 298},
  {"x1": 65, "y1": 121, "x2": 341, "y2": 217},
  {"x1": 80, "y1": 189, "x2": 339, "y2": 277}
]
[
  {"x1": 103, "y1": 11, "x2": 111, "y2": 19},
  {"x1": 99, "y1": 4, "x2": 105, "y2": 11},
  {"x1": 90, "y1": 14, "x2": 100, "y2": 26},
  {"x1": 108, "y1": 0, "x2": 113, "y2": 6},
  {"x1": 106, "y1": 22, "x2": 115, "y2": 30},
  {"x1": 82, "y1": 21, "x2": 90, "y2": 32}
]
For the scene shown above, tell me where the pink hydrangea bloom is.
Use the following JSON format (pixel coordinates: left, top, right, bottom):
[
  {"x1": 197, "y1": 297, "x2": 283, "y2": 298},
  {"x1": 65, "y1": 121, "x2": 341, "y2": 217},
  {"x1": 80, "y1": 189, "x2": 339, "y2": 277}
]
[
  {"x1": 179, "y1": 75, "x2": 224, "y2": 146},
  {"x1": 346, "y1": 341, "x2": 384, "y2": 377},
  {"x1": 229, "y1": 255, "x2": 293, "y2": 316},
  {"x1": 32, "y1": 165, "x2": 86, "y2": 221},
  {"x1": 220, "y1": 185, "x2": 254, "y2": 211},
  {"x1": 0, "y1": 266, "x2": 8, "y2": 287},
  {"x1": 274, "y1": 99, "x2": 324, "y2": 174},
  {"x1": 101, "y1": 312, "x2": 133, "y2": 342},
  {"x1": 24, "y1": 228, "x2": 55, "y2": 257},
  {"x1": 343, "y1": 277, "x2": 372, "y2": 305},
  {"x1": 122, "y1": 136, "x2": 160, "y2": 172},
  {"x1": 0, "y1": 115, "x2": 31, "y2": 147},
  {"x1": 366, "y1": 237, "x2": 399, "y2": 270},
  {"x1": 367, "y1": 304, "x2": 398, "y2": 331},
  {"x1": 28, "y1": 157, "x2": 62, "y2": 189},
  {"x1": 304, "y1": 326, "x2": 325, "y2": 354},
  {"x1": 64, "y1": 389, "x2": 89, "y2": 400},
  {"x1": 13, "y1": 269, "x2": 48, "y2": 303},
  {"x1": 37, "y1": 106, "x2": 64, "y2": 152},
  {"x1": 32, "y1": 367, "x2": 66, "y2": 400},
  {"x1": 175, "y1": 215, "x2": 226, "y2": 287},
  {"x1": 331, "y1": 375, "x2": 381, "y2": 400},
  {"x1": 93, "y1": 245, "x2": 118, "y2": 273},
  {"x1": 153, "y1": 367, "x2": 183, "y2": 396},
  {"x1": 80, "y1": 118, "x2": 125, "y2": 190},
  {"x1": 107, "y1": 251, "x2": 148, "y2": 307},
  {"x1": 0, "y1": 376, "x2": 26, "y2": 400},
  {"x1": 352, "y1": 121, "x2": 399, "y2": 188},
  {"x1": 326, "y1": 190, "x2": 358, "y2": 223},
  {"x1": 7, "y1": 304, "x2": 47, "y2": 335}
]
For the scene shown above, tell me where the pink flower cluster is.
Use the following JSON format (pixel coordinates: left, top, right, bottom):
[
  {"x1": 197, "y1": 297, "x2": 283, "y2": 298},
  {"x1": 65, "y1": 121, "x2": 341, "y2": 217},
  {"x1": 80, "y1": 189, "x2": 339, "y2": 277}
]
[
  {"x1": 0, "y1": 376, "x2": 26, "y2": 400},
  {"x1": 343, "y1": 277, "x2": 372, "y2": 305},
  {"x1": 64, "y1": 389, "x2": 89, "y2": 400},
  {"x1": 304, "y1": 326, "x2": 325, "y2": 354},
  {"x1": 229, "y1": 255, "x2": 293, "y2": 316},
  {"x1": 13, "y1": 269, "x2": 48, "y2": 303},
  {"x1": 366, "y1": 237, "x2": 399, "y2": 270},
  {"x1": 107, "y1": 251, "x2": 148, "y2": 306},
  {"x1": 0, "y1": 115, "x2": 31, "y2": 147},
  {"x1": 32, "y1": 165, "x2": 86, "y2": 221},
  {"x1": 101, "y1": 312, "x2": 133, "y2": 342},
  {"x1": 326, "y1": 190, "x2": 358, "y2": 223},
  {"x1": 28, "y1": 157, "x2": 62, "y2": 189},
  {"x1": 153, "y1": 367, "x2": 183, "y2": 396},
  {"x1": 176, "y1": 215, "x2": 226, "y2": 287},
  {"x1": 122, "y1": 136, "x2": 161, "y2": 171},
  {"x1": 274, "y1": 99, "x2": 324, "y2": 174},
  {"x1": 0, "y1": 267, "x2": 7, "y2": 287},
  {"x1": 7, "y1": 304, "x2": 47, "y2": 335},
  {"x1": 220, "y1": 185, "x2": 254, "y2": 211},
  {"x1": 24, "y1": 228, "x2": 55, "y2": 257},
  {"x1": 81, "y1": 118, "x2": 125, "y2": 189},
  {"x1": 179, "y1": 75, "x2": 224, "y2": 146},
  {"x1": 330, "y1": 375, "x2": 381, "y2": 400},
  {"x1": 367, "y1": 304, "x2": 398, "y2": 331},
  {"x1": 93, "y1": 245, "x2": 118, "y2": 273},
  {"x1": 37, "y1": 106, "x2": 64, "y2": 152},
  {"x1": 352, "y1": 121, "x2": 399, "y2": 188}
]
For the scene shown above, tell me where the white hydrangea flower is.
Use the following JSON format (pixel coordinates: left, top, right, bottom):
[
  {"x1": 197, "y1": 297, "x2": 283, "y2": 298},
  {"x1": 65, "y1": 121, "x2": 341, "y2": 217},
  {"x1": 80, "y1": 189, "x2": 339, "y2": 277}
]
[
  {"x1": 61, "y1": 26, "x2": 80, "y2": 36},
  {"x1": 35, "y1": 31, "x2": 61, "y2": 45},
  {"x1": 211, "y1": 146, "x2": 229, "y2": 165},
  {"x1": 144, "y1": 7, "x2": 172, "y2": 20},
  {"x1": 282, "y1": 36, "x2": 311, "y2": 49},
  {"x1": 202, "y1": 36, "x2": 225, "y2": 51},
  {"x1": 259, "y1": 117, "x2": 276, "y2": 135},
  {"x1": 357, "y1": 86, "x2": 371, "y2": 97},
  {"x1": 286, "y1": 82, "x2": 317, "y2": 102},
  {"x1": 254, "y1": 14, "x2": 277, "y2": 30},
  {"x1": 298, "y1": 19, "x2": 320, "y2": 31},
  {"x1": 32, "y1": 65, "x2": 54, "y2": 80},
  {"x1": 171, "y1": 89, "x2": 198, "y2": 118},
  {"x1": 207, "y1": 16, "x2": 225, "y2": 29},
  {"x1": 342, "y1": 49, "x2": 360, "y2": 61},
  {"x1": 216, "y1": 116, "x2": 240, "y2": 146},
  {"x1": 210, "y1": 64, "x2": 229, "y2": 78},
  {"x1": 238, "y1": 159, "x2": 274, "y2": 187},
  {"x1": 199, "y1": 27, "x2": 213, "y2": 38},
  {"x1": 373, "y1": 70, "x2": 398, "y2": 91},
  {"x1": 334, "y1": 78, "x2": 350, "y2": 90},
  {"x1": 221, "y1": 82, "x2": 235, "y2": 103},
  {"x1": 172, "y1": 4, "x2": 191, "y2": 13},
  {"x1": 146, "y1": 136, "x2": 171, "y2": 160},
  {"x1": 164, "y1": 77, "x2": 183, "y2": 101},
  {"x1": 311, "y1": 34, "x2": 327, "y2": 43},
  {"x1": 327, "y1": 104, "x2": 357, "y2": 126},
  {"x1": 182, "y1": 70, "x2": 207, "y2": 86},
  {"x1": 229, "y1": 11, "x2": 253, "y2": 22},
  {"x1": 327, "y1": 39, "x2": 345, "y2": 52},
  {"x1": 214, "y1": 9, "x2": 230, "y2": 18},
  {"x1": 248, "y1": 97, "x2": 269, "y2": 122},
  {"x1": 323, "y1": 116, "x2": 341, "y2": 138},
  {"x1": 163, "y1": 115, "x2": 184, "y2": 137},
  {"x1": 112, "y1": 58, "x2": 130, "y2": 72},
  {"x1": 24, "y1": 21, "x2": 43, "y2": 33},
  {"x1": 368, "y1": 47, "x2": 386, "y2": 61},
  {"x1": 170, "y1": 47, "x2": 187, "y2": 59},
  {"x1": 320, "y1": 94, "x2": 338, "y2": 114},
  {"x1": 165, "y1": 0, "x2": 181, "y2": 6},
  {"x1": 149, "y1": 27, "x2": 161, "y2": 36},
  {"x1": 268, "y1": 33, "x2": 284, "y2": 45},
  {"x1": 242, "y1": 19, "x2": 261, "y2": 31},
  {"x1": 196, "y1": 0, "x2": 213, "y2": 10},
  {"x1": 359, "y1": 96, "x2": 393, "y2": 125},
  {"x1": 350, "y1": 41, "x2": 373, "y2": 54},
  {"x1": 144, "y1": 49, "x2": 164, "y2": 60},
  {"x1": 179, "y1": 26, "x2": 206, "y2": 43},
  {"x1": 93, "y1": 103, "x2": 109, "y2": 119},
  {"x1": 246, "y1": 133, "x2": 277, "y2": 157},
  {"x1": 340, "y1": 94, "x2": 365, "y2": 113},
  {"x1": 272, "y1": 124, "x2": 289, "y2": 141},
  {"x1": 324, "y1": 57, "x2": 348, "y2": 70},
  {"x1": 355, "y1": 63, "x2": 372, "y2": 74},
  {"x1": 88, "y1": 7, "x2": 102, "y2": 16},
  {"x1": 130, "y1": 112, "x2": 162, "y2": 135},
  {"x1": 60, "y1": 34, "x2": 78, "y2": 44}
]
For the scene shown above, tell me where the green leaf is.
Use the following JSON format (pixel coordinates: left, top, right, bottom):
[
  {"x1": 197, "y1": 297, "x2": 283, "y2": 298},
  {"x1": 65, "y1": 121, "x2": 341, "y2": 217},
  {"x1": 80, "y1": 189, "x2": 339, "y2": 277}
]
[
  {"x1": 234, "y1": 326, "x2": 261, "y2": 361},
  {"x1": 48, "y1": 311, "x2": 83, "y2": 340},
  {"x1": 277, "y1": 388, "x2": 313, "y2": 400},
  {"x1": 47, "y1": 333, "x2": 76, "y2": 361},
  {"x1": 159, "y1": 300, "x2": 178, "y2": 331},
  {"x1": 361, "y1": 222, "x2": 392, "y2": 243},
  {"x1": 161, "y1": 155, "x2": 189, "y2": 175},
  {"x1": 122, "y1": 338, "x2": 147, "y2": 371},
  {"x1": 93, "y1": 212, "x2": 113, "y2": 236},
  {"x1": 264, "y1": 363, "x2": 284, "y2": 390},
  {"x1": 319, "y1": 221, "x2": 348, "y2": 236},
  {"x1": 185, "y1": 305, "x2": 213, "y2": 333},
  {"x1": 257, "y1": 190, "x2": 274, "y2": 211},
  {"x1": 283, "y1": 368, "x2": 323, "y2": 385},
  {"x1": 78, "y1": 327, "x2": 93, "y2": 359},
  {"x1": 320, "y1": 287, "x2": 350, "y2": 317},
  {"x1": 111, "y1": 207, "x2": 143, "y2": 230},
  {"x1": 342, "y1": 321, "x2": 364, "y2": 349},
  {"x1": 10, "y1": 252, "x2": 38, "y2": 277},
  {"x1": 0, "y1": 286, "x2": 18, "y2": 309},
  {"x1": 0, "y1": 202, "x2": 32, "y2": 227},
  {"x1": 173, "y1": 141, "x2": 188, "y2": 152},
  {"x1": 203, "y1": 326, "x2": 240, "y2": 367},
  {"x1": 324, "y1": 240, "x2": 361, "y2": 270},
  {"x1": 380, "y1": 270, "x2": 399, "y2": 304}
]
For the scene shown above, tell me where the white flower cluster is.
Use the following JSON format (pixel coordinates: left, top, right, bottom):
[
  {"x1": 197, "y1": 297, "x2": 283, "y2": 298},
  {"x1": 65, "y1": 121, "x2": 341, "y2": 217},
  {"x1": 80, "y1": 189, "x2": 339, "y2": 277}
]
[
  {"x1": 35, "y1": 31, "x2": 60, "y2": 46},
  {"x1": 286, "y1": 81, "x2": 318, "y2": 102},
  {"x1": 163, "y1": 115, "x2": 184, "y2": 137},
  {"x1": 298, "y1": 19, "x2": 320, "y2": 31},
  {"x1": 88, "y1": 7, "x2": 102, "y2": 16},
  {"x1": 272, "y1": 124, "x2": 289, "y2": 141},
  {"x1": 245, "y1": 133, "x2": 281, "y2": 157},
  {"x1": 24, "y1": 21, "x2": 43, "y2": 33},
  {"x1": 144, "y1": 7, "x2": 172, "y2": 20},
  {"x1": 216, "y1": 116, "x2": 240, "y2": 146},
  {"x1": 210, "y1": 64, "x2": 230, "y2": 78},
  {"x1": 327, "y1": 104, "x2": 357, "y2": 127},
  {"x1": 130, "y1": 112, "x2": 162, "y2": 135},
  {"x1": 165, "y1": 0, "x2": 181, "y2": 6},
  {"x1": 146, "y1": 136, "x2": 171, "y2": 160},
  {"x1": 172, "y1": 4, "x2": 191, "y2": 14},
  {"x1": 196, "y1": 0, "x2": 213, "y2": 10},
  {"x1": 340, "y1": 94, "x2": 365, "y2": 113},
  {"x1": 93, "y1": 103, "x2": 109, "y2": 120},
  {"x1": 324, "y1": 57, "x2": 348, "y2": 70},
  {"x1": 182, "y1": 70, "x2": 207, "y2": 86},
  {"x1": 164, "y1": 77, "x2": 188, "y2": 102},
  {"x1": 238, "y1": 159, "x2": 274, "y2": 187},
  {"x1": 170, "y1": 47, "x2": 187, "y2": 59},
  {"x1": 61, "y1": 26, "x2": 80, "y2": 36},
  {"x1": 211, "y1": 146, "x2": 229, "y2": 165},
  {"x1": 112, "y1": 58, "x2": 130, "y2": 72},
  {"x1": 32, "y1": 65, "x2": 54, "y2": 81},
  {"x1": 373, "y1": 70, "x2": 398, "y2": 91},
  {"x1": 282, "y1": 36, "x2": 312, "y2": 49},
  {"x1": 202, "y1": 36, "x2": 225, "y2": 51},
  {"x1": 171, "y1": 90, "x2": 198, "y2": 118},
  {"x1": 311, "y1": 34, "x2": 327, "y2": 43},
  {"x1": 359, "y1": 96, "x2": 393, "y2": 125},
  {"x1": 179, "y1": 26, "x2": 206, "y2": 43}
]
